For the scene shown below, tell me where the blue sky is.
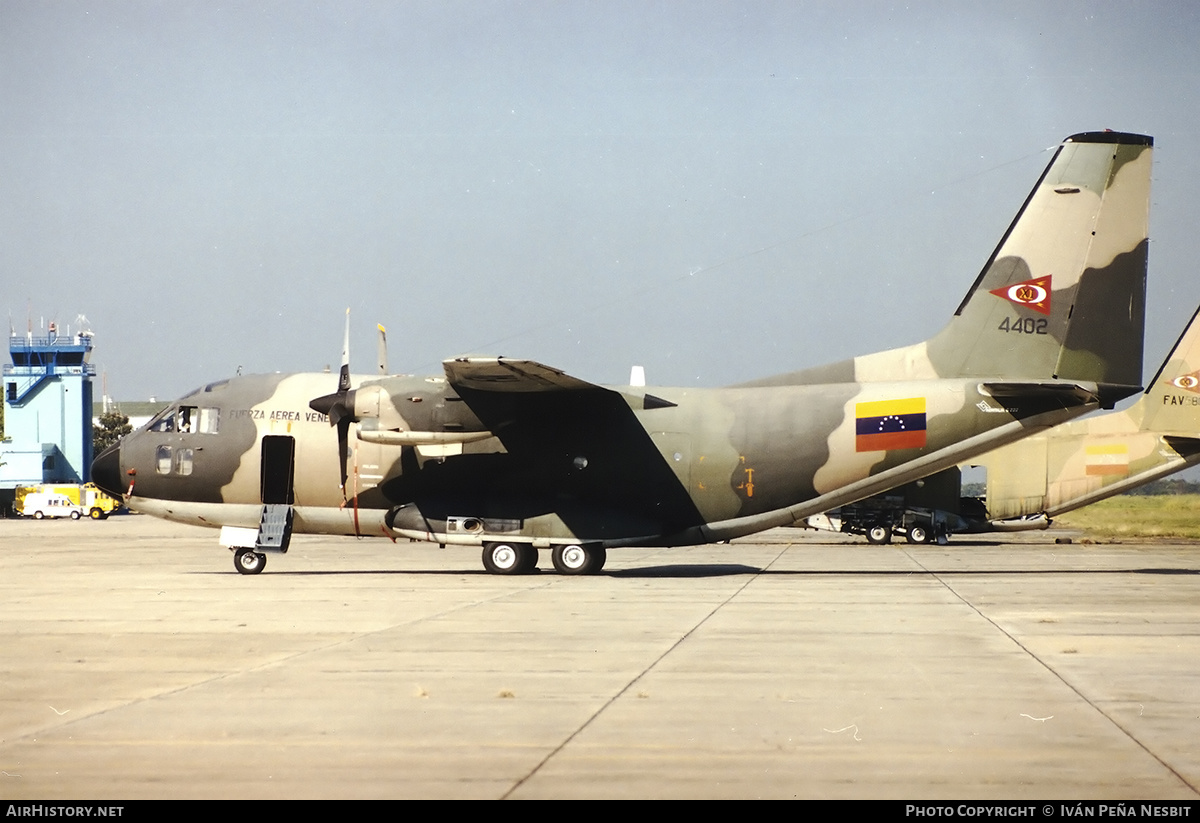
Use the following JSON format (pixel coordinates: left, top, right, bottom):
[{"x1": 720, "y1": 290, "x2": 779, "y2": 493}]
[{"x1": 2, "y1": 1, "x2": 1198, "y2": 402}]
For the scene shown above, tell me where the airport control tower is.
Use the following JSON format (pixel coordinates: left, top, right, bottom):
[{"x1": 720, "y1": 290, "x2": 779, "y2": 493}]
[{"x1": 1, "y1": 323, "x2": 96, "y2": 491}]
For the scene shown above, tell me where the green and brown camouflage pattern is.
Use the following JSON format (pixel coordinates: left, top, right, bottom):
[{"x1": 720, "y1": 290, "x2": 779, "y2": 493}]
[{"x1": 91, "y1": 132, "x2": 1154, "y2": 572}]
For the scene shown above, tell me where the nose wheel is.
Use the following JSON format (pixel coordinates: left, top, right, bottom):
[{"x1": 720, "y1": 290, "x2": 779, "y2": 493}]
[{"x1": 234, "y1": 547, "x2": 267, "y2": 575}]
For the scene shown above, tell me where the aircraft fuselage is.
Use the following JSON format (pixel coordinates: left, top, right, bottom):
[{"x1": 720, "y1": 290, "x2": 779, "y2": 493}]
[{"x1": 95, "y1": 369, "x2": 1094, "y2": 549}]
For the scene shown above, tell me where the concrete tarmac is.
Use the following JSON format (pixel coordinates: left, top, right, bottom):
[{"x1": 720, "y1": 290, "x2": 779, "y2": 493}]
[{"x1": 1, "y1": 514, "x2": 1198, "y2": 800}]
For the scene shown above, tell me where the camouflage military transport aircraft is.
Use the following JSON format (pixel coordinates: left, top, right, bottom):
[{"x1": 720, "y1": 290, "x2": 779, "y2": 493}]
[
  {"x1": 809, "y1": 304, "x2": 1200, "y2": 543},
  {"x1": 91, "y1": 131, "x2": 1153, "y2": 575}
]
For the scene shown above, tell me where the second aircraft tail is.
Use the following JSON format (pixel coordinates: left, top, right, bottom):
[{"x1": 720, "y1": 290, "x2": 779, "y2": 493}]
[{"x1": 1135, "y1": 305, "x2": 1200, "y2": 434}]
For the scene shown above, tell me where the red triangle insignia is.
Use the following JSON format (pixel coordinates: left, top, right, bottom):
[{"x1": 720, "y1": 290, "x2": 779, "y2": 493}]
[
  {"x1": 1168, "y1": 370, "x2": 1200, "y2": 393},
  {"x1": 990, "y1": 275, "x2": 1052, "y2": 315}
]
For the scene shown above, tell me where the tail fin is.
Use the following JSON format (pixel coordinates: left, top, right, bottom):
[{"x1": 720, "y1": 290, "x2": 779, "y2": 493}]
[
  {"x1": 926, "y1": 131, "x2": 1152, "y2": 395},
  {"x1": 1134, "y1": 305, "x2": 1200, "y2": 434},
  {"x1": 743, "y1": 132, "x2": 1152, "y2": 394}
]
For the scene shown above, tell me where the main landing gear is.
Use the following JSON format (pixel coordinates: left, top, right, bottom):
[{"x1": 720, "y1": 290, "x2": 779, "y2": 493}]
[
  {"x1": 481, "y1": 542, "x2": 539, "y2": 575},
  {"x1": 234, "y1": 547, "x2": 267, "y2": 575},
  {"x1": 865, "y1": 524, "x2": 892, "y2": 545},
  {"x1": 551, "y1": 543, "x2": 606, "y2": 575},
  {"x1": 481, "y1": 542, "x2": 606, "y2": 575}
]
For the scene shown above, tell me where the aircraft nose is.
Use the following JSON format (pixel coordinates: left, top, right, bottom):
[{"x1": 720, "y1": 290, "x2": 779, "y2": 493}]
[{"x1": 91, "y1": 445, "x2": 124, "y2": 499}]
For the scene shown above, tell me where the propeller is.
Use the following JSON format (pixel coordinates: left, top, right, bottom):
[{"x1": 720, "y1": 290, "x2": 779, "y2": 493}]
[
  {"x1": 309, "y1": 309, "x2": 356, "y2": 497},
  {"x1": 308, "y1": 312, "x2": 488, "y2": 498}
]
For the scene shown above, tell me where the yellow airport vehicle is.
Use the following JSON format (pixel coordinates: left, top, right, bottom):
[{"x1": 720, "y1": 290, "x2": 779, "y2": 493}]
[{"x1": 14, "y1": 482, "x2": 121, "y2": 520}]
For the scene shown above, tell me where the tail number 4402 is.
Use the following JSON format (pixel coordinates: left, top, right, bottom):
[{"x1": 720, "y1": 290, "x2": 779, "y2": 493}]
[{"x1": 999, "y1": 317, "x2": 1048, "y2": 334}]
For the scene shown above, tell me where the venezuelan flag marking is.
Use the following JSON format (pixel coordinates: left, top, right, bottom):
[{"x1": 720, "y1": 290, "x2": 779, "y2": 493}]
[
  {"x1": 856, "y1": 398, "x2": 927, "y2": 452},
  {"x1": 1085, "y1": 443, "x2": 1129, "y2": 476}
]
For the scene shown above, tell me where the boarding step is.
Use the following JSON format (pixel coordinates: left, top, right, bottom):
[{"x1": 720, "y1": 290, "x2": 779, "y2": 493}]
[{"x1": 257, "y1": 503, "x2": 294, "y2": 553}]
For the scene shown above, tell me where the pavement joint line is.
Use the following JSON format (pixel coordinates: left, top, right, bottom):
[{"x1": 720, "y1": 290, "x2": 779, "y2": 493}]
[
  {"x1": 902, "y1": 546, "x2": 1200, "y2": 798},
  {"x1": 500, "y1": 542, "x2": 792, "y2": 799}
]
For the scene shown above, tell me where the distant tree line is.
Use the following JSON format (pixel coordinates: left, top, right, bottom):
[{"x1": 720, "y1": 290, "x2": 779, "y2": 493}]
[{"x1": 1123, "y1": 477, "x2": 1200, "y2": 496}]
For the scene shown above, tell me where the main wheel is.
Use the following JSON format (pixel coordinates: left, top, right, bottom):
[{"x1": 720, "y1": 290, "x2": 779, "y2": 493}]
[
  {"x1": 551, "y1": 544, "x2": 606, "y2": 575},
  {"x1": 865, "y1": 524, "x2": 892, "y2": 545},
  {"x1": 482, "y1": 542, "x2": 536, "y2": 575},
  {"x1": 906, "y1": 525, "x2": 929, "y2": 544},
  {"x1": 234, "y1": 547, "x2": 266, "y2": 575}
]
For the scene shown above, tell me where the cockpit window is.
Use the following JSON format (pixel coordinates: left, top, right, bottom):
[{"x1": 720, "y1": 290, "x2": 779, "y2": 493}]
[
  {"x1": 149, "y1": 409, "x2": 175, "y2": 432},
  {"x1": 197, "y1": 407, "x2": 219, "y2": 434},
  {"x1": 148, "y1": 405, "x2": 219, "y2": 434}
]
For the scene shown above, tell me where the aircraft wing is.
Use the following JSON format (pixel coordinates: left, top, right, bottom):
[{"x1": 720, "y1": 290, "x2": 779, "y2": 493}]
[
  {"x1": 438, "y1": 357, "x2": 703, "y2": 537},
  {"x1": 443, "y1": 357, "x2": 609, "y2": 393}
]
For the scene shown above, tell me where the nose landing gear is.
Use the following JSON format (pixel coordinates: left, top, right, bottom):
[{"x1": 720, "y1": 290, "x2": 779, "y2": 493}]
[{"x1": 233, "y1": 547, "x2": 267, "y2": 575}]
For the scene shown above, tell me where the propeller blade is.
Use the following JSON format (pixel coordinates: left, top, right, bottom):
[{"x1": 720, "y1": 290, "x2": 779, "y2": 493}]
[
  {"x1": 377, "y1": 323, "x2": 388, "y2": 375},
  {"x1": 307, "y1": 308, "x2": 356, "y2": 498},
  {"x1": 336, "y1": 415, "x2": 352, "y2": 496},
  {"x1": 337, "y1": 307, "x2": 351, "y2": 393}
]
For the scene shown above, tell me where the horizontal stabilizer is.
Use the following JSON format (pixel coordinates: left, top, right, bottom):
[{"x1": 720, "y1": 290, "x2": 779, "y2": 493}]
[
  {"x1": 978, "y1": 381, "x2": 1106, "y2": 418},
  {"x1": 1163, "y1": 435, "x2": 1200, "y2": 459}
]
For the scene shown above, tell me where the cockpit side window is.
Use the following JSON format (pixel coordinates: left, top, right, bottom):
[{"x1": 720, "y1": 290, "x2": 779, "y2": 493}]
[
  {"x1": 149, "y1": 409, "x2": 174, "y2": 432},
  {"x1": 197, "y1": 407, "x2": 219, "y2": 434},
  {"x1": 148, "y1": 405, "x2": 219, "y2": 434}
]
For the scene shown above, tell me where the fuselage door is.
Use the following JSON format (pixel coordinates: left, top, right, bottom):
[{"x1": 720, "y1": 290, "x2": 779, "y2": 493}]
[{"x1": 261, "y1": 435, "x2": 296, "y2": 505}]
